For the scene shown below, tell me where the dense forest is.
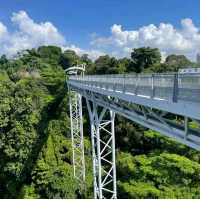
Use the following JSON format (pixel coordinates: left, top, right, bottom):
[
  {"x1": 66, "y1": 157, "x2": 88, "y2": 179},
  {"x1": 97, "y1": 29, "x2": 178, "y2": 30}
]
[{"x1": 0, "y1": 46, "x2": 200, "y2": 199}]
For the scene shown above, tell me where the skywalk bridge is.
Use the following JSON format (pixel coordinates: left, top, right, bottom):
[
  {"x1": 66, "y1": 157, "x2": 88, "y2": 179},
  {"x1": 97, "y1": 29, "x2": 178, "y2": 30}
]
[{"x1": 67, "y1": 72, "x2": 200, "y2": 199}]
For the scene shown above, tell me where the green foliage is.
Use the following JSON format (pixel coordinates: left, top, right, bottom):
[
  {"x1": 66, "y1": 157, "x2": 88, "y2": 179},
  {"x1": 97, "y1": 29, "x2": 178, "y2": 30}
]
[
  {"x1": 59, "y1": 50, "x2": 81, "y2": 69},
  {"x1": 119, "y1": 181, "x2": 160, "y2": 199},
  {"x1": 131, "y1": 47, "x2": 161, "y2": 73},
  {"x1": 146, "y1": 54, "x2": 194, "y2": 73},
  {"x1": 18, "y1": 185, "x2": 40, "y2": 199},
  {"x1": 0, "y1": 46, "x2": 93, "y2": 199},
  {"x1": 115, "y1": 116, "x2": 145, "y2": 151},
  {"x1": 118, "y1": 58, "x2": 134, "y2": 73},
  {"x1": 32, "y1": 132, "x2": 78, "y2": 199},
  {"x1": 117, "y1": 151, "x2": 200, "y2": 198},
  {"x1": 93, "y1": 55, "x2": 122, "y2": 74},
  {"x1": 143, "y1": 130, "x2": 188, "y2": 154},
  {"x1": 0, "y1": 55, "x2": 8, "y2": 65},
  {"x1": 38, "y1": 46, "x2": 62, "y2": 64},
  {"x1": 165, "y1": 54, "x2": 191, "y2": 68}
]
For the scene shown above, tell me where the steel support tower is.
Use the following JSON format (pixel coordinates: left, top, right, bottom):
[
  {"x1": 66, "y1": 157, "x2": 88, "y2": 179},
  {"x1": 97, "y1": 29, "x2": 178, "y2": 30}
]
[
  {"x1": 69, "y1": 91, "x2": 85, "y2": 184},
  {"x1": 66, "y1": 64, "x2": 86, "y2": 188},
  {"x1": 86, "y1": 99, "x2": 117, "y2": 199}
]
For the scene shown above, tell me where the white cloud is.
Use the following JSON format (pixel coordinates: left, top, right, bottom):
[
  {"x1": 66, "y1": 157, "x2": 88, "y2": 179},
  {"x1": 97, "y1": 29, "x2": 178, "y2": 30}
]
[
  {"x1": 0, "y1": 10, "x2": 105, "y2": 60},
  {"x1": 92, "y1": 19, "x2": 200, "y2": 60},
  {"x1": 0, "y1": 11, "x2": 66, "y2": 56},
  {"x1": 11, "y1": 11, "x2": 65, "y2": 46},
  {"x1": 0, "y1": 22, "x2": 7, "y2": 40}
]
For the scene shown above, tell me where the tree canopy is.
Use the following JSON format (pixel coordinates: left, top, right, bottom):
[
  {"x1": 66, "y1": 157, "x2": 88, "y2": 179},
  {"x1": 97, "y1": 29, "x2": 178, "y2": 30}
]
[{"x1": 131, "y1": 47, "x2": 161, "y2": 73}]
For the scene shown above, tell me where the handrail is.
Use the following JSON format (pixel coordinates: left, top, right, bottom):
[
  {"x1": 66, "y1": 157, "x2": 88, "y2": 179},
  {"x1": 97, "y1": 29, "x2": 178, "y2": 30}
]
[{"x1": 68, "y1": 73, "x2": 200, "y2": 103}]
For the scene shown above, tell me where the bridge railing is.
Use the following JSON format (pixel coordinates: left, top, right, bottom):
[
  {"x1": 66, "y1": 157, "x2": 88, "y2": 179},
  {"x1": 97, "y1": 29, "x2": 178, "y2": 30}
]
[{"x1": 69, "y1": 73, "x2": 200, "y2": 103}]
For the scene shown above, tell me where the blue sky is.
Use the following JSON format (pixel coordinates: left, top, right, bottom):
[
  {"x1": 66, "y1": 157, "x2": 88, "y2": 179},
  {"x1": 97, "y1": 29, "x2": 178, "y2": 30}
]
[{"x1": 0, "y1": 0, "x2": 200, "y2": 60}]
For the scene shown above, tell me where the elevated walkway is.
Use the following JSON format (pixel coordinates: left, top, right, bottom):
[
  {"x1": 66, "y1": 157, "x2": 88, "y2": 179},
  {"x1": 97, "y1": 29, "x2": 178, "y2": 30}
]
[
  {"x1": 69, "y1": 73, "x2": 200, "y2": 120},
  {"x1": 67, "y1": 72, "x2": 200, "y2": 199}
]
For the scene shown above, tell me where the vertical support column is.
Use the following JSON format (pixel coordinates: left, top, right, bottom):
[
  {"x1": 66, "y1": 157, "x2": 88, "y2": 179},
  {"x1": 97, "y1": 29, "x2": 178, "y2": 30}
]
[
  {"x1": 151, "y1": 74, "x2": 155, "y2": 99},
  {"x1": 184, "y1": 116, "x2": 189, "y2": 140},
  {"x1": 69, "y1": 89, "x2": 85, "y2": 187},
  {"x1": 173, "y1": 73, "x2": 179, "y2": 103},
  {"x1": 110, "y1": 110, "x2": 117, "y2": 199},
  {"x1": 86, "y1": 99, "x2": 98, "y2": 199},
  {"x1": 86, "y1": 98, "x2": 117, "y2": 199}
]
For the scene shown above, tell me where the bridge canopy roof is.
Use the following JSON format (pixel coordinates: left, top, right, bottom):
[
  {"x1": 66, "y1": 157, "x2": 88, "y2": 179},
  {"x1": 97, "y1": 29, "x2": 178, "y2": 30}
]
[{"x1": 65, "y1": 64, "x2": 86, "y2": 75}]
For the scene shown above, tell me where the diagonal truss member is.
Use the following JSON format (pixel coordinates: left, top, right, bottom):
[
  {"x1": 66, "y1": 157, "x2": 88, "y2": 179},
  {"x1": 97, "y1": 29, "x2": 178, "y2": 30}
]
[
  {"x1": 69, "y1": 89, "x2": 85, "y2": 185},
  {"x1": 86, "y1": 98, "x2": 117, "y2": 199}
]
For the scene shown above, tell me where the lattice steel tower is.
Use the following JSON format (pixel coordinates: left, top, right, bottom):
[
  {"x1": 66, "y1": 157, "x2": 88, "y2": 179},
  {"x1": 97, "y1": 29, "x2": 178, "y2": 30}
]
[{"x1": 66, "y1": 64, "x2": 86, "y2": 187}]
